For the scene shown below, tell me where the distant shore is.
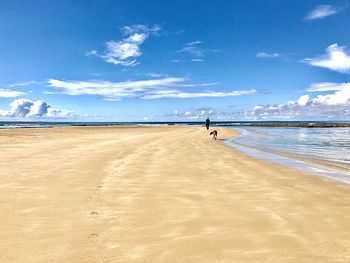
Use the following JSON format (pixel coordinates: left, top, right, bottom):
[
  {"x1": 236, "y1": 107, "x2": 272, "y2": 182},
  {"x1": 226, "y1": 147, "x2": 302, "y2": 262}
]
[
  {"x1": 1, "y1": 120, "x2": 350, "y2": 129},
  {"x1": 238, "y1": 122, "x2": 350, "y2": 128}
]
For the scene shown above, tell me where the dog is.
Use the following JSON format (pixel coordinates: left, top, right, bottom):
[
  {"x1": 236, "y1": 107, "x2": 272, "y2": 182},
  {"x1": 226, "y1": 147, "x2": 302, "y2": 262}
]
[{"x1": 210, "y1": 130, "x2": 218, "y2": 140}]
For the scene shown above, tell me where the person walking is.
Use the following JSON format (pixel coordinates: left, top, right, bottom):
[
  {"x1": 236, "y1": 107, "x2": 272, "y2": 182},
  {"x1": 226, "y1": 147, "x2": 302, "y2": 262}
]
[{"x1": 205, "y1": 117, "x2": 210, "y2": 130}]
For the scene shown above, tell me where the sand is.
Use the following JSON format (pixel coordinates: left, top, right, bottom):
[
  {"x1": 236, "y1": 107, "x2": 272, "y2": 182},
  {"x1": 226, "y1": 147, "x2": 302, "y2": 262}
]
[{"x1": 0, "y1": 126, "x2": 350, "y2": 262}]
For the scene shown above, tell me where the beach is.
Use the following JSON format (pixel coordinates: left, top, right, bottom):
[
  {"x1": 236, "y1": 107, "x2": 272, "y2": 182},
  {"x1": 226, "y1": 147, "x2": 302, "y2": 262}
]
[{"x1": 1, "y1": 126, "x2": 350, "y2": 262}]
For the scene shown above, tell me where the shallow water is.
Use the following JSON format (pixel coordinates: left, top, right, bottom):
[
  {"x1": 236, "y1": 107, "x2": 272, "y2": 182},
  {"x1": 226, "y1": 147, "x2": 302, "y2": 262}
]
[
  {"x1": 233, "y1": 127, "x2": 350, "y2": 166},
  {"x1": 224, "y1": 127, "x2": 350, "y2": 184}
]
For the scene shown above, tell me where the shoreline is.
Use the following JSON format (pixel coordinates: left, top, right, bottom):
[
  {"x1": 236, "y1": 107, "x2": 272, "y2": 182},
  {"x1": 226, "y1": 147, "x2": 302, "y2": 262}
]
[
  {"x1": 224, "y1": 128, "x2": 350, "y2": 185},
  {"x1": 224, "y1": 139, "x2": 350, "y2": 185},
  {"x1": 1, "y1": 126, "x2": 350, "y2": 262}
]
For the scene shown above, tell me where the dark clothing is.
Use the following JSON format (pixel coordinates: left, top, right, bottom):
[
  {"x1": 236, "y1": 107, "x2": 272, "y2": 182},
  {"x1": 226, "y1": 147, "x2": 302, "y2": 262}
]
[{"x1": 205, "y1": 119, "x2": 210, "y2": 130}]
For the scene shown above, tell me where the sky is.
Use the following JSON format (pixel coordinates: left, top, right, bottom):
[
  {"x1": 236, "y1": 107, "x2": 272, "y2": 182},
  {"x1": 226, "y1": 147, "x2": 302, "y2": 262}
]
[{"x1": 0, "y1": 0, "x2": 350, "y2": 121}]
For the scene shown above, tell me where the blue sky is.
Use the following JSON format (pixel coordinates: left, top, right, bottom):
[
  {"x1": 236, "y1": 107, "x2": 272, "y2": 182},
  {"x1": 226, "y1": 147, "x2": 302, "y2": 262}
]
[{"x1": 1, "y1": 0, "x2": 350, "y2": 121}]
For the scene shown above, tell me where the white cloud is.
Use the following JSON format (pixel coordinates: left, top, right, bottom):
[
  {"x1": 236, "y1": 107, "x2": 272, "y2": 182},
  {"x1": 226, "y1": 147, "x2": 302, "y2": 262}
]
[
  {"x1": 141, "y1": 89, "x2": 257, "y2": 99},
  {"x1": 87, "y1": 24, "x2": 161, "y2": 67},
  {"x1": 169, "y1": 107, "x2": 216, "y2": 120},
  {"x1": 256, "y1": 52, "x2": 279, "y2": 58},
  {"x1": 0, "y1": 88, "x2": 26, "y2": 97},
  {"x1": 304, "y1": 5, "x2": 340, "y2": 21},
  {"x1": 47, "y1": 77, "x2": 185, "y2": 99},
  {"x1": 177, "y1": 41, "x2": 203, "y2": 57},
  {"x1": 8, "y1": 80, "x2": 43, "y2": 87},
  {"x1": 303, "y1": 43, "x2": 350, "y2": 74},
  {"x1": 146, "y1": 72, "x2": 166, "y2": 78},
  {"x1": 85, "y1": 50, "x2": 98, "y2": 56},
  {"x1": 0, "y1": 98, "x2": 75, "y2": 118},
  {"x1": 191, "y1": 58, "x2": 204, "y2": 62},
  {"x1": 306, "y1": 82, "x2": 347, "y2": 92},
  {"x1": 47, "y1": 78, "x2": 256, "y2": 100},
  {"x1": 121, "y1": 24, "x2": 161, "y2": 35},
  {"x1": 176, "y1": 41, "x2": 218, "y2": 59},
  {"x1": 246, "y1": 82, "x2": 350, "y2": 120},
  {"x1": 166, "y1": 107, "x2": 242, "y2": 121},
  {"x1": 177, "y1": 82, "x2": 218, "y2": 87}
]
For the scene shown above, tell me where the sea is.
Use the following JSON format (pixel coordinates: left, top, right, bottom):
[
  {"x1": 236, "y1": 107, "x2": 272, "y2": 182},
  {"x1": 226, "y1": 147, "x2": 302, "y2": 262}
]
[{"x1": 1, "y1": 120, "x2": 350, "y2": 184}]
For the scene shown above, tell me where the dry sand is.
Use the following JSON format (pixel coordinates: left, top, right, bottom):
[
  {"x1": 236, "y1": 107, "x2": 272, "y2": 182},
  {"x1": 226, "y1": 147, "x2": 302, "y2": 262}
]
[{"x1": 0, "y1": 126, "x2": 350, "y2": 262}]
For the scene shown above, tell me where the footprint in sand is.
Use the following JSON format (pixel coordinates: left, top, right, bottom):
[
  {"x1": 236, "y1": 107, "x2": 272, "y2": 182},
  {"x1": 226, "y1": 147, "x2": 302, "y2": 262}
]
[{"x1": 89, "y1": 233, "x2": 99, "y2": 243}]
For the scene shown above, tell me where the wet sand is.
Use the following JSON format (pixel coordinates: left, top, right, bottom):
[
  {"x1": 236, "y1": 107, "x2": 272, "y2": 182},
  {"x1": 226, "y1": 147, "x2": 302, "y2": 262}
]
[{"x1": 0, "y1": 126, "x2": 350, "y2": 262}]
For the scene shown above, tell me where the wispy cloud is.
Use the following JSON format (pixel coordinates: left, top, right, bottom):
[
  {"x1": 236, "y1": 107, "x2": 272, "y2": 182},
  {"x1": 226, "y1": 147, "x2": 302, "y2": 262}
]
[
  {"x1": 176, "y1": 41, "x2": 218, "y2": 59},
  {"x1": 191, "y1": 58, "x2": 204, "y2": 62},
  {"x1": 306, "y1": 82, "x2": 347, "y2": 92},
  {"x1": 176, "y1": 82, "x2": 218, "y2": 87},
  {"x1": 141, "y1": 89, "x2": 257, "y2": 99},
  {"x1": 303, "y1": 43, "x2": 350, "y2": 74},
  {"x1": 121, "y1": 24, "x2": 161, "y2": 35},
  {"x1": 8, "y1": 80, "x2": 43, "y2": 87},
  {"x1": 85, "y1": 50, "x2": 98, "y2": 57},
  {"x1": 47, "y1": 78, "x2": 256, "y2": 101},
  {"x1": 0, "y1": 88, "x2": 26, "y2": 97},
  {"x1": 304, "y1": 5, "x2": 341, "y2": 21},
  {"x1": 146, "y1": 72, "x2": 167, "y2": 78},
  {"x1": 256, "y1": 52, "x2": 280, "y2": 58},
  {"x1": 86, "y1": 24, "x2": 161, "y2": 67},
  {"x1": 245, "y1": 82, "x2": 350, "y2": 120},
  {"x1": 177, "y1": 41, "x2": 203, "y2": 56},
  {"x1": 0, "y1": 98, "x2": 75, "y2": 118}
]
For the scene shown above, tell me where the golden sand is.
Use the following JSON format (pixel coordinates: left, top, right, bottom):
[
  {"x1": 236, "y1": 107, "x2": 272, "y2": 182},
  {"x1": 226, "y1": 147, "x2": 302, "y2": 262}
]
[{"x1": 0, "y1": 126, "x2": 349, "y2": 262}]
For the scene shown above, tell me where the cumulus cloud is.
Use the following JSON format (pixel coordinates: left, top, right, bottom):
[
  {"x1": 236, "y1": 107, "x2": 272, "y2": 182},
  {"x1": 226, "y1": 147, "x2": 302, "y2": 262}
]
[
  {"x1": 0, "y1": 88, "x2": 26, "y2": 97},
  {"x1": 304, "y1": 5, "x2": 340, "y2": 21},
  {"x1": 87, "y1": 24, "x2": 161, "y2": 66},
  {"x1": 256, "y1": 52, "x2": 280, "y2": 58},
  {"x1": 303, "y1": 43, "x2": 350, "y2": 74},
  {"x1": 0, "y1": 98, "x2": 75, "y2": 118},
  {"x1": 245, "y1": 82, "x2": 350, "y2": 120},
  {"x1": 47, "y1": 78, "x2": 256, "y2": 100}
]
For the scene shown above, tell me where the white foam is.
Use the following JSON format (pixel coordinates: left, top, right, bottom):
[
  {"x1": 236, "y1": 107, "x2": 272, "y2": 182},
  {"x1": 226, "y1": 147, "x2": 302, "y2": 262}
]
[{"x1": 223, "y1": 139, "x2": 350, "y2": 185}]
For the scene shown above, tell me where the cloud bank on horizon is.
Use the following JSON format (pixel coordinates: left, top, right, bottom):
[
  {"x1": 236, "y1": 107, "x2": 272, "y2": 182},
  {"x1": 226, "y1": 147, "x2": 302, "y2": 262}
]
[
  {"x1": 246, "y1": 83, "x2": 350, "y2": 120},
  {"x1": 0, "y1": 99, "x2": 75, "y2": 118}
]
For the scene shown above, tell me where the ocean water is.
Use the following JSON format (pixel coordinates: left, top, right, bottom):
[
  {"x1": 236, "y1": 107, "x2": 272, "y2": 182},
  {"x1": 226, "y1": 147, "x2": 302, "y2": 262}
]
[
  {"x1": 233, "y1": 127, "x2": 350, "y2": 166},
  {"x1": 1, "y1": 120, "x2": 349, "y2": 129},
  {"x1": 224, "y1": 127, "x2": 350, "y2": 184}
]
